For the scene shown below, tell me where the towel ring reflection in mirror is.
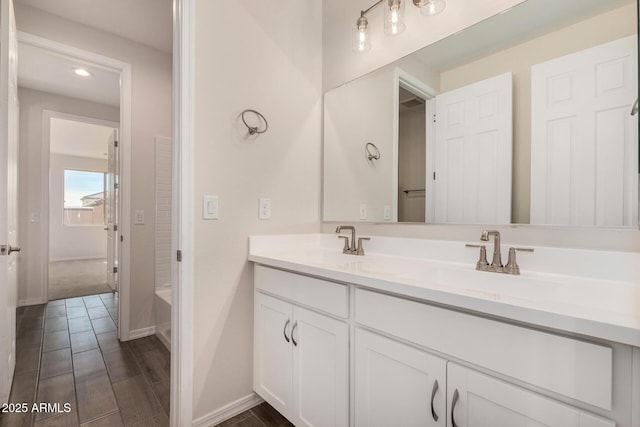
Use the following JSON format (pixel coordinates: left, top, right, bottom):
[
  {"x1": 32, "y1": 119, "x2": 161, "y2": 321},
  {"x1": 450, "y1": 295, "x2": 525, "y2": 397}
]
[
  {"x1": 241, "y1": 109, "x2": 269, "y2": 135},
  {"x1": 365, "y1": 142, "x2": 380, "y2": 161}
]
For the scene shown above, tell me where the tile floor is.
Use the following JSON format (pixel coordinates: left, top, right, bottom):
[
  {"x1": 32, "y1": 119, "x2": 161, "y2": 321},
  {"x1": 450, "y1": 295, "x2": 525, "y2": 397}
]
[
  {"x1": 215, "y1": 403, "x2": 293, "y2": 427},
  {"x1": 0, "y1": 293, "x2": 170, "y2": 427}
]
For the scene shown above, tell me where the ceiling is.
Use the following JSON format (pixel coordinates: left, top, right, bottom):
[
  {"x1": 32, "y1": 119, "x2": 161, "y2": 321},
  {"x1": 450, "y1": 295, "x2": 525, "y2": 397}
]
[
  {"x1": 15, "y1": 0, "x2": 173, "y2": 53},
  {"x1": 414, "y1": 0, "x2": 634, "y2": 71},
  {"x1": 18, "y1": 43, "x2": 121, "y2": 107},
  {"x1": 50, "y1": 118, "x2": 116, "y2": 160},
  {"x1": 15, "y1": 0, "x2": 172, "y2": 107}
]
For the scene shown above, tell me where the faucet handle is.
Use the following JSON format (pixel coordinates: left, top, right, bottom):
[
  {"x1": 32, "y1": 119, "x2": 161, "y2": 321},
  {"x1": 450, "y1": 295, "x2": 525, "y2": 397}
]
[
  {"x1": 356, "y1": 237, "x2": 370, "y2": 256},
  {"x1": 337, "y1": 235, "x2": 350, "y2": 254},
  {"x1": 465, "y1": 244, "x2": 488, "y2": 271},
  {"x1": 505, "y1": 247, "x2": 534, "y2": 275}
]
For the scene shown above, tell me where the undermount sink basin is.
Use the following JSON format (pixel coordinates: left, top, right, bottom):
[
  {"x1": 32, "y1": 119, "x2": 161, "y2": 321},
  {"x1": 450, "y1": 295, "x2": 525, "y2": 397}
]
[{"x1": 400, "y1": 266, "x2": 563, "y2": 303}]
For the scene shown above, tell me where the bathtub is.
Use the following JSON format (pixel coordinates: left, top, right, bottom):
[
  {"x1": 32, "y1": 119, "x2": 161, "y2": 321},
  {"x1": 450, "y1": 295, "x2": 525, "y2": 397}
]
[{"x1": 155, "y1": 286, "x2": 171, "y2": 351}]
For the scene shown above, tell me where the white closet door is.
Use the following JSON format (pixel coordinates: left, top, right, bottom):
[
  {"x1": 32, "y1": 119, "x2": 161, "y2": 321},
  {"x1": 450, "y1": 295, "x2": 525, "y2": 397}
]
[
  {"x1": 531, "y1": 36, "x2": 638, "y2": 226},
  {"x1": 434, "y1": 72, "x2": 513, "y2": 224}
]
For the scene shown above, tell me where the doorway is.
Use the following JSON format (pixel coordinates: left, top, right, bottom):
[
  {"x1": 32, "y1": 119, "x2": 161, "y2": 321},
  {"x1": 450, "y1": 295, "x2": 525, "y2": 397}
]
[{"x1": 46, "y1": 115, "x2": 119, "y2": 303}]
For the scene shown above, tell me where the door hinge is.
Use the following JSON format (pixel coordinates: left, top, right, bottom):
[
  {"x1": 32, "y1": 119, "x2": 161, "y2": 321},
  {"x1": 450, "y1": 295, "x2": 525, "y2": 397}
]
[
  {"x1": 114, "y1": 225, "x2": 118, "y2": 231},
  {"x1": 177, "y1": 250, "x2": 182, "y2": 262},
  {"x1": 120, "y1": 235, "x2": 123, "y2": 242},
  {"x1": 433, "y1": 114, "x2": 436, "y2": 123},
  {"x1": 114, "y1": 183, "x2": 118, "y2": 189},
  {"x1": 113, "y1": 267, "x2": 118, "y2": 274},
  {"x1": 433, "y1": 172, "x2": 436, "y2": 180},
  {"x1": 114, "y1": 140, "x2": 119, "y2": 148}
]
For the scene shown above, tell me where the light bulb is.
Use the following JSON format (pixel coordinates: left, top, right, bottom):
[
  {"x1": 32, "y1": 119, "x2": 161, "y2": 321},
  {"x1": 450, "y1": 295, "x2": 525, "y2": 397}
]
[
  {"x1": 352, "y1": 15, "x2": 371, "y2": 53},
  {"x1": 384, "y1": 0, "x2": 405, "y2": 36},
  {"x1": 419, "y1": 0, "x2": 445, "y2": 16}
]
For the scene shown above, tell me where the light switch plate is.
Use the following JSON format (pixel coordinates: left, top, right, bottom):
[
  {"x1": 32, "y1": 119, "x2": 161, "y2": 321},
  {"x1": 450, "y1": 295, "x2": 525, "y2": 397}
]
[
  {"x1": 259, "y1": 198, "x2": 271, "y2": 220},
  {"x1": 359, "y1": 204, "x2": 367, "y2": 220},
  {"x1": 203, "y1": 195, "x2": 219, "y2": 220},
  {"x1": 135, "y1": 210, "x2": 145, "y2": 225}
]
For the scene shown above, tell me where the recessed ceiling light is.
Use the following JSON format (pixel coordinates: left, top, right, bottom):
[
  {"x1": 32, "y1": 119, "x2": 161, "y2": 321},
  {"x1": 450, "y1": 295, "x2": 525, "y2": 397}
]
[{"x1": 73, "y1": 68, "x2": 91, "y2": 77}]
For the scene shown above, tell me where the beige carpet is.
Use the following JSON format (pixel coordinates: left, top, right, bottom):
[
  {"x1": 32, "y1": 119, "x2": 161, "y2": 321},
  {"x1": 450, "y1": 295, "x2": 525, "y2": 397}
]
[{"x1": 48, "y1": 259, "x2": 112, "y2": 300}]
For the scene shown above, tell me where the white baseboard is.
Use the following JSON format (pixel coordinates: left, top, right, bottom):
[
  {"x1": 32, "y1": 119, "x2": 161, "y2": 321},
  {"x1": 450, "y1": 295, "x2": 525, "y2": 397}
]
[
  {"x1": 127, "y1": 326, "x2": 156, "y2": 340},
  {"x1": 193, "y1": 393, "x2": 264, "y2": 427},
  {"x1": 19, "y1": 298, "x2": 46, "y2": 307}
]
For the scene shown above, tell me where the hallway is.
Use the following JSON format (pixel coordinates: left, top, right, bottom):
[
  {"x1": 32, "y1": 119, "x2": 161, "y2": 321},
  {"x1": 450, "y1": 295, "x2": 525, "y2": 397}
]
[{"x1": 0, "y1": 294, "x2": 169, "y2": 426}]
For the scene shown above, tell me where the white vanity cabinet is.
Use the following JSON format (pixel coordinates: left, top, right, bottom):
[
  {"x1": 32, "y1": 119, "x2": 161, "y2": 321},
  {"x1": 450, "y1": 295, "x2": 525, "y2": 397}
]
[
  {"x1": 447, "y1": 363, "x2": 615, "y2": 427},
  {"x1": 253, "y1": 264, "x2": 629, "y2": 427},
  {"x1": 254, "y1": 266, "x2": 349, "y2": 427},
  {"x1": 354, "y1": 328, "x2": 447, "y2": 427}
]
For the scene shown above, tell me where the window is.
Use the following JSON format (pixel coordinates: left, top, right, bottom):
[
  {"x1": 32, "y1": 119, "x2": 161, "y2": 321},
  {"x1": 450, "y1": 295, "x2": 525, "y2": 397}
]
[{"x1": 63, "y1": 169, "x2": 106, "y2": 226}]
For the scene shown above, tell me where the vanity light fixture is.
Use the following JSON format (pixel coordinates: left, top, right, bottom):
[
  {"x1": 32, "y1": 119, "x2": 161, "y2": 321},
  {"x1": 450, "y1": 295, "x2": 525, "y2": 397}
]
[
  {"x1": 353, "y1": 0, "x2": 445, "y2": 53},
  {"x1": 73, "y1": 68, "x2": 91, "y2": 77}
]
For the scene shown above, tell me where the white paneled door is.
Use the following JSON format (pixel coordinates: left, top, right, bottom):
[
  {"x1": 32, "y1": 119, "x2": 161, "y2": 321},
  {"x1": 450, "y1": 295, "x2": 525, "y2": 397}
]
[
  {"x1": 531, "y1": 36, "x2": 638, "y2": 226},
  {"x1": 106, "y1": 130, "x2": 119, "y2": 292},
  {"x1": 0, "y1": 0, "x2": 18, "y2": 405},
  {"x1": 434, "y1": 73, "x2": 513, "y2": 224}
]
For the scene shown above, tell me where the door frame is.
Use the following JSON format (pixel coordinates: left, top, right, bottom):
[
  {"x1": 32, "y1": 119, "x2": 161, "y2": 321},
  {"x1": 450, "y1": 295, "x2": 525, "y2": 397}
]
[
  {"x1": 18, "y1": 32, "x2": 134, "y2": 341},
  {"x1": 394, "y1": 68, "x2": 438, "y2": 223},
  {"x1": 172, "y1": 0, "x2": 195, "y2": 424}
]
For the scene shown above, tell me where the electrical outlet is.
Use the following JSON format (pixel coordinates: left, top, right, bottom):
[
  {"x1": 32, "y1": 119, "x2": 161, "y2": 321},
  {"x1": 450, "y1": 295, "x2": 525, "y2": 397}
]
[
  {"x1": 383, "y1": 205, "x2": 391, "y2": 221},
  {"x1": 359, "y1": 204, "x2": 367, "y2": 220},
  {"x1": 259, "y1": 198, "x2": 271, "y2": 219}
]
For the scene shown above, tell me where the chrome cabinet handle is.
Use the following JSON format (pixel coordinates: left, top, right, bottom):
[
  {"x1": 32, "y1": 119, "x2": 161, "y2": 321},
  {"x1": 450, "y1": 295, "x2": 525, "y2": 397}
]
[
  {"x1": 430, "y1": 380, "x2": 439, "y2": 422},
  {"x1": 291, "y1": 322, "x2": 298, "y2": 346},
  {"x1": 451, "y1": 389, "x2": 459, "y2": 427},
  {"x1": 283, "y1": 319, "x2": 290, "y2": 343}
]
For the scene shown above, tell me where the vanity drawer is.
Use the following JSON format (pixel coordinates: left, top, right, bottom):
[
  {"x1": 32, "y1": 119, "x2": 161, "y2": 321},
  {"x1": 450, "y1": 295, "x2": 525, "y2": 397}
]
[
  {"x1": 255, "y1": 265, "x2": 348, "y2": 318},
  {"x1": 355, "y1": 288, "x2": 613, "y2": 411}
]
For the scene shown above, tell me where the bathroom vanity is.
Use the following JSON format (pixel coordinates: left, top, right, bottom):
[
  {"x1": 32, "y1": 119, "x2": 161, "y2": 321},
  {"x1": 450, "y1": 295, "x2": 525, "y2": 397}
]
[{"x1": 249, "y1": 234, "x2": 640, "y2": 427}]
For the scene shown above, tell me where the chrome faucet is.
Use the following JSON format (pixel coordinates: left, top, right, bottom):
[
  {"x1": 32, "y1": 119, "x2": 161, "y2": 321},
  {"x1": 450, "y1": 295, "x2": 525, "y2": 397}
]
[
  {"x1": 480, "y1": 230, "x2": 502, "y2": 269},
  {"x1": 335, "y1": 225, "x2": 369, "y2": 255},
  {"x1": 466, "y1": 230, "x2": 534, "y2": 275}
]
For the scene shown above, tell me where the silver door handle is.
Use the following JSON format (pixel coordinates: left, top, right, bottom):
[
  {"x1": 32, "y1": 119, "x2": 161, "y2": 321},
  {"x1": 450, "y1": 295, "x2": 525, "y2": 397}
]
[
  {"x1": 632, "y1": 98, "x2": 638, "y2": 116},
  {"x1": 291, "y1": 322, "x2": 298, "y2": 346},
  {"x1": 451, "y1": 389, "x2": 459, "y2": 427},
  {"x1": 283, "y1": 319, "x2": 291, "y2": 343},
  {"x1": 430, "y1": 380, "x2": 439, "y2": 422},
  {"x1": 0, "y1": 244, "x2": 21, "y2": 255}
]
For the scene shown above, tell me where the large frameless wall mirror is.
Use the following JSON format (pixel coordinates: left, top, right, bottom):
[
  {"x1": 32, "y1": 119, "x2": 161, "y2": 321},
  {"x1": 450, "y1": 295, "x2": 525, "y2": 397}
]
[{"x1": 323, "y1": 0, "x2": 639, "y2": 227}]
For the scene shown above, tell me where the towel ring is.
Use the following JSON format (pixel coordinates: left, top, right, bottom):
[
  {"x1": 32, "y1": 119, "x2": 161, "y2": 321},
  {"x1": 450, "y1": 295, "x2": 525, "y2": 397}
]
[
  {"x1": 365, "y1": 142, "x2": 380, "y2": 161},
  {"x1": 241, "y1": 109, "x2": 269, "y2": 135}
]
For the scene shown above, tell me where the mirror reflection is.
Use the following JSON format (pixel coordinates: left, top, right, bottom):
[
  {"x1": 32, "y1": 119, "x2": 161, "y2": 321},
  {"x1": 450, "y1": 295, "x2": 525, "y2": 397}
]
[{"x1": 323, "y1": 0, "x2": 638, "y2": 227}]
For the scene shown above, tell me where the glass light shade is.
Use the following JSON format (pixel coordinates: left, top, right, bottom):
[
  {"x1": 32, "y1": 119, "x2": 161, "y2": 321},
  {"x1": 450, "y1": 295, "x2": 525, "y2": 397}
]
[
  {"x1": 419, "y1": 0, "x2": 446, "y2": 16},
  {"x1": 384, "y1": 0, "x2": 406, "y2": 36},
  {"x1": 352, "y1": 16, "x2": 371, "y2": 53}
]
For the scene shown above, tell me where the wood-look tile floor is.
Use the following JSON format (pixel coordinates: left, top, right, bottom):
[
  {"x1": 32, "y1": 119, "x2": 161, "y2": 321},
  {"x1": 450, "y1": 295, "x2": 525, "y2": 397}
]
[
  {"x1": 215, "y1": 403, "x2": 293, "y2": 427},
  {"x1": 0, "y1": 293, "x2": 170, "y2": 427}
]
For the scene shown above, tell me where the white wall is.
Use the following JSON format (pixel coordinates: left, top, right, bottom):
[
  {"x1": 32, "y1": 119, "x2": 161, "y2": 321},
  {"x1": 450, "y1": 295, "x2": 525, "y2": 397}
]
[
  {"x1": 192, "y1": 0, "x2": 322, "y2": 421},
  {"x1": 49, "y1": 154, "x2": 107, "y2": 261},
  {"x1": 17, "y1": 88, "x2": 119, "y2": 305},
  {"x1": 15, "y1": 5, "x2": 172, "y2": 332}
]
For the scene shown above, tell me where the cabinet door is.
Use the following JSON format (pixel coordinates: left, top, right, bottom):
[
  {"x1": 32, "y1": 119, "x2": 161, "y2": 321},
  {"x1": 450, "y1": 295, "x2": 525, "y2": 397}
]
[
  {"x1": 292, "y1": 306, "x2": 349, "y2": 427},
  {"x1": 355, "y1": 328, "x2": 447, "y2": 427},
  {"x1": 254, "y1": 292, "x2": 294, "y2": 419},
  {"x1": 447, "y1": 363, "x2": 614, "y2": 427}
]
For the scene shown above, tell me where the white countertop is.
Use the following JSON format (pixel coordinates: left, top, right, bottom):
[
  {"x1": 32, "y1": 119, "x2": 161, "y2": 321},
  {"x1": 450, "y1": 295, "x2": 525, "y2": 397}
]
[{"x1": 249, "y1": 234, "x2": 640, "y2": 347}]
